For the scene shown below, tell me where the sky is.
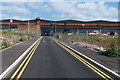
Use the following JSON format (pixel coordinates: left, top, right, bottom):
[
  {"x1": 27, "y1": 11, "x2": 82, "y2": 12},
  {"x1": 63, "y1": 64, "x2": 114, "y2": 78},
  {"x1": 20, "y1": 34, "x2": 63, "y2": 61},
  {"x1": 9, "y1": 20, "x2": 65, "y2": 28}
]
[{"x1": 0, "y1": 0, "x2": 119, "y2": 21}]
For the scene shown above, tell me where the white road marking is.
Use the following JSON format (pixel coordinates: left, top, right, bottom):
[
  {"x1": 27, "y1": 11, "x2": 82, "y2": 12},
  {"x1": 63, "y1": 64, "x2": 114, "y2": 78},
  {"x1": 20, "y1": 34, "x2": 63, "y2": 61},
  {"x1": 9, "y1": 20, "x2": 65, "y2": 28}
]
[
  {"x1": 0, "y1": 37, "x2": 43, "y2": 79},
  {"x1": 52, "y1": 37, "x2": 120, "y2": 78}
]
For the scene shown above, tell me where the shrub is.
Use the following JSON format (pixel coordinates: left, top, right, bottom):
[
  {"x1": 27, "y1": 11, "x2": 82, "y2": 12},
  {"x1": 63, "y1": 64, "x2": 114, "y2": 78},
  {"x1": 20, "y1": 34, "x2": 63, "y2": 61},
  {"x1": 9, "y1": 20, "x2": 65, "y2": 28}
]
[
  {"x1": 60, "y1": 34, "x2": 120, "y2": 57},
  {"x1": 102, "y1": 39, "x2": 120, "y2": 57},
  {"x1": 19, "y1": 38, "x2": 25, "y2": 42},
  {"x1": 19, "y1": 33, "x2": 24, "y2": 36},
  {"x1": 2, "y1": 31, "x2": 11, "y2": 35},
  {"x1": 29, "y1": 32, "x2": 36, "y2": 38},
  {"x1": 1, "y1": 42, "x2": 10, "y2": 49}
]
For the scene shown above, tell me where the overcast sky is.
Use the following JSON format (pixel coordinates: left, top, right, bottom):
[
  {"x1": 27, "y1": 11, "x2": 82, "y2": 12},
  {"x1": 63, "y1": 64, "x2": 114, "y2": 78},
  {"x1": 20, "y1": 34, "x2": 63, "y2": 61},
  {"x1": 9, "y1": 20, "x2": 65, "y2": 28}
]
[{"x1": 0, "y1": 0, "x2": 119, "y2": 21}]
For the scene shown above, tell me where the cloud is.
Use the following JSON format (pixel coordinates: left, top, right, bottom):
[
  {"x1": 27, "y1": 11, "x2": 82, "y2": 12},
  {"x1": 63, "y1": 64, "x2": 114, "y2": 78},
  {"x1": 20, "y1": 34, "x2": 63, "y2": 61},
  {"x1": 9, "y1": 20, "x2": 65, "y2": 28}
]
[
  {"x1": 0, "y1": 14, "x2": 8, "y2": 19},
  {"x1": 10, "y1": 16, "x2": 30, "y2": 20},
  {"x1": 48, "y1": 1, "x2": 118, "y2": 21},
  {"x1": 1, "y1": 1, "x2": 118, "y2": 21},
  {"x1": 27, "y1": 2, "x2": 52, "y2": 12},
  {"x1": 1, "y1": 0, "x2": 50, "y2": 2},
  {"x1": 0, "y1": 13, "x2": 30, "y2": 20},
  {"x1": 76, "y1": 2, "x2": 118, "y2": 20},
  {"x1": 2, "y1": 5, "x2": 31, "y2": 15},
  {"x1": 51, "y1": 14, "x2": 67, "y2": 19},
  {"x1": 1, "y1": 0, "x2": 120, "y2": 2}
]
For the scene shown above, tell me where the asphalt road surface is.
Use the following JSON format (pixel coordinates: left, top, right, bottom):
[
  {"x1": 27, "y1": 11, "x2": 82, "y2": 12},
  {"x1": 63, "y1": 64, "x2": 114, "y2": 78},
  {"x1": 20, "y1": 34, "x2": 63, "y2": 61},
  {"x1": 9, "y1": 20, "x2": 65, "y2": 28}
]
[{"x1": 10, "y1": 36, "x2": 115, "y2": 79}]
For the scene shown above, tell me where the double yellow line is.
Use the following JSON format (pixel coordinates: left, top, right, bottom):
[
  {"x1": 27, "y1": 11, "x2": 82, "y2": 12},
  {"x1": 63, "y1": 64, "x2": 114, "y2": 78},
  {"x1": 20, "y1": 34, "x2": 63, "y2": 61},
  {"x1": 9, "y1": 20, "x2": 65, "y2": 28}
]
[
  {"x1": 51, "y1": 38, "x2": 114, "y2": 80},
  {"x1": 10, "y1": 38, "x2": 42, "y2": 80}
]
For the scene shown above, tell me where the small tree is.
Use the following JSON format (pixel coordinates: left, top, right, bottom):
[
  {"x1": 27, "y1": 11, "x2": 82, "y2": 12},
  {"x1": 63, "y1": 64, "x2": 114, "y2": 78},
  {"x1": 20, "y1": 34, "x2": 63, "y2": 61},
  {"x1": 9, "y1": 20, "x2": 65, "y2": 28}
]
[{"x1": 103, "y1": 39, "x2": 119, "y2": 57}]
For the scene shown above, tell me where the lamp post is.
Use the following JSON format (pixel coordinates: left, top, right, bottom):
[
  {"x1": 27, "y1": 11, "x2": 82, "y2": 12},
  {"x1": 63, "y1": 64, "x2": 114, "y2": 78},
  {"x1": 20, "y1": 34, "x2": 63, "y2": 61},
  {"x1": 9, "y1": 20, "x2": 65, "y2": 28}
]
[
  {"x1": 82, "y1": 24, "x2": 88, "y2": 48},
  {"x1": 9, "y1": 20, "x2": 10, "y2": 31},
  {"x1": 86, "y1": 30, "x2": 88, "y2": 47},
  {"x1": 99, "y1": 36, "x2": 103, "y2": 54},
  {"x1": 63, "y1": 22, "x2": 67, "y2": 33},
  {"x1": 53, "y1": 21, "x2": 56, "y2": 36},
  {"x1": 9, "y1": 19, "x2": 13, "y2": 38},
  {"x1": 76, "y1": 27, "x2": 79, "y2": 34},
  {"x1": 17, "y1": 23, "x2": 19, "y2": 43},
  {"x1": 55, "y1": 21, "x2": 57, "y2": 35},
  {"x1": 27, "y1": 20, "x2": 30, "y2": 40},
  {"x1": 97, "y1": 25, "x2": 102, "y2": 35}
]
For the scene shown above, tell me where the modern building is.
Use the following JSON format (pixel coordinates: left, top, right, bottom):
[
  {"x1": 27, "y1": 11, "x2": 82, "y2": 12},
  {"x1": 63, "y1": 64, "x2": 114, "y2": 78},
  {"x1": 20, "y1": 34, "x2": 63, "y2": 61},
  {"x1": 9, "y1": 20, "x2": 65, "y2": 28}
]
[{"x1": 0, "y1": 17, "x2": 120, "y2": 36}]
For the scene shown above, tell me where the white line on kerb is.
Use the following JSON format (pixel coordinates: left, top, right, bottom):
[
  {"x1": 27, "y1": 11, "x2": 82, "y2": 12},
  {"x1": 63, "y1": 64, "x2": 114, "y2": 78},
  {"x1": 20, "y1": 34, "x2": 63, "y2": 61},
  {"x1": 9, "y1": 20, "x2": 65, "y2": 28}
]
[
  {"x1": 52, "y1": 37, "x2": 120, "y2": 78},
  {"x1": 0, "y1": 37, "x2": 43, "y2": 80}
]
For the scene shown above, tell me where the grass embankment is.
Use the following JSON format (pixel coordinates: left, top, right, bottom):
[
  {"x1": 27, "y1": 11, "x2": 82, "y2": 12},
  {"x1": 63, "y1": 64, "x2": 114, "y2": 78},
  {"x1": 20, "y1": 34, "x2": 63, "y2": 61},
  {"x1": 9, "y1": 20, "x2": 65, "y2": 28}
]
[
  {"x1": 58, "y1": 34, "x2": 120, "y2": 57},
  {"x1": 0, "y1": 30, "x2": 37, "y2": 50}
]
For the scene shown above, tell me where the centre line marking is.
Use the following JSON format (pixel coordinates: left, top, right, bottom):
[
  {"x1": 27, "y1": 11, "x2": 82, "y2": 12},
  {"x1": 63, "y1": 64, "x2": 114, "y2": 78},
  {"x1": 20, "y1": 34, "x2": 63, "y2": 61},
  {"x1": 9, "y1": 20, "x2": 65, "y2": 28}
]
[
  {"x1": 51, "y1": 38, "x2": 113, "y2": 80},
  {"x1": 10, "y1": 37, "x2": 42, "y2": 80}
]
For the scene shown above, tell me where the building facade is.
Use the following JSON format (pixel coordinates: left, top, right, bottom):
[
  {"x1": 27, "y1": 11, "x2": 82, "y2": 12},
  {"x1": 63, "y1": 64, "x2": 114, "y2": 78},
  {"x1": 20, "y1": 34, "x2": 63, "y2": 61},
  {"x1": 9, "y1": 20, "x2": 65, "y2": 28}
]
[{"x1": 0, "y1": 17, "x2": 119, "y2": 36}]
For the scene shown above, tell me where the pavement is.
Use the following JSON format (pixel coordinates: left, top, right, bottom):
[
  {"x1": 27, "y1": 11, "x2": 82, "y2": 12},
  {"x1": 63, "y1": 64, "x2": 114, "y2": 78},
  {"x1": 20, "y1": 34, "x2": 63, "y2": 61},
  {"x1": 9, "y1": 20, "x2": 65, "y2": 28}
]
[
  {"x1": 20, "y1": 37, "x2": 103, "y2": 78},
  {"x1": 1, "y1": 37, "x2": 39, "y2": 74},
  {"x1": 55, "y1": 37, "x2": 120, "y2": 74}
]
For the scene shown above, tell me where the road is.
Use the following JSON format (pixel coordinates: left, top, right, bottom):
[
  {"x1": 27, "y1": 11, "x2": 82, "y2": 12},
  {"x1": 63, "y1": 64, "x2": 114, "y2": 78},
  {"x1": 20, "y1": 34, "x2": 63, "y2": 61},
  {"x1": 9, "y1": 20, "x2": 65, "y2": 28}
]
[
  {"x1": 9, "y1": 36, "x2": 115, "y2": 79},
  {"x1": 2, "y1": 37, "x2": 39, "y2": 73}
]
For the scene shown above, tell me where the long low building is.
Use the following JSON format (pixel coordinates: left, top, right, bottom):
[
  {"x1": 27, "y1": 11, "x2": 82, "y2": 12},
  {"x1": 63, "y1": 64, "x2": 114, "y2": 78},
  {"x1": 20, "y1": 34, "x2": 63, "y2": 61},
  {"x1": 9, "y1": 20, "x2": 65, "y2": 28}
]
[{"x1": 0, "y1": 17, "x2": 120, "y2": 36}]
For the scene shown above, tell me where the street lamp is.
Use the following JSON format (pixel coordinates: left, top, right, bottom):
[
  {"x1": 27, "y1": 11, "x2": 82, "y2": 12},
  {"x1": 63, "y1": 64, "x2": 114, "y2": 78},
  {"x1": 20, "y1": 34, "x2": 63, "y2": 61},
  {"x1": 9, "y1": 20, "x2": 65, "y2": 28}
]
[
  {"x1": 55, "y1": 21, "x2": 57, "y2": 34},
  {"x1": 97, "y1": 25, "x2": 102, "y2": 35},
  {"x1": 99, "y1": 36, "x2": 103, "y2": 54},
  {"x1": 53, "y1": 21, "x2": 57, "y2": 36},
  {"x1": 82, "y1": 24, "x2": 88, "y2": 48},
  {"x1": 86, "y1": 30, "x2": 88, "y2": 48},
  {"x1": 76, "y1": 27, "x2": 79, "y2": 34},
  {"x1": 27, "y1": 20, "x2": 30, "y2": 40},
  {"x1": 63, "y1": 22, "x2": 67, "y2": 33},
  {"x1": 16, "y1": 23, "x2": 19, "y2": 43},
  {"x1": 9, "y1": 19, "x2": 13, "y2": 38}
]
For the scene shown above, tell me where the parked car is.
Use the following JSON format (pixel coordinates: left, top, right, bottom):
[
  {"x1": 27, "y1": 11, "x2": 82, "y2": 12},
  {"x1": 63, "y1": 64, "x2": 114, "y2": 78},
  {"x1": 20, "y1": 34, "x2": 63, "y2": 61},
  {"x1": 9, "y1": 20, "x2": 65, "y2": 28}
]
[
  {"x1": 68, "y1": 32, "x2": 73, "y2": 35},
  {"x1": 89, "y1": 33, "x2": 97, "y2": 35},
  {"x1": 102, "y1": 34, "x2": 108, "y2": 36}
]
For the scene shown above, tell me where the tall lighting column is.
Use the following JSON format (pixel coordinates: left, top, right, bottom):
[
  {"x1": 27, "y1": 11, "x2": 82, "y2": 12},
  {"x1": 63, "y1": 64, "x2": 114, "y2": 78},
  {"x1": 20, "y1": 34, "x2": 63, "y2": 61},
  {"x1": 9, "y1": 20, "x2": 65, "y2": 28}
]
[
  {"x1": 10, "y1": 19, "x2": 13, "y2": 38},
  {"x1": 27, "y1": 20, "x2": 30, "y2": 40},
  {"x1": 55, "y1": 21, "x2": 57, "y2": 35}
]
